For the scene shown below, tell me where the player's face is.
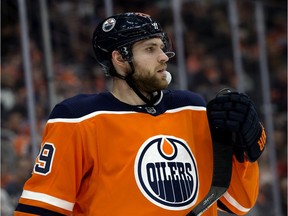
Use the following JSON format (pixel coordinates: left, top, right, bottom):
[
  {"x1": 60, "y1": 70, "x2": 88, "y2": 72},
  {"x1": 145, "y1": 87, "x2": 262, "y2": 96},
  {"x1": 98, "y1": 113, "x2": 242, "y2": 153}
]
[{"x1": 130, "y1": 38, "x2": 170, "y2": 93}]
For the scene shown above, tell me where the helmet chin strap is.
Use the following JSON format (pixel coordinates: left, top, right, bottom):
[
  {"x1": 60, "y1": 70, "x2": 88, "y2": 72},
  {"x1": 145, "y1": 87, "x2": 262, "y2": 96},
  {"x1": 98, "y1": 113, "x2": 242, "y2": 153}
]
[{"x1": 115, "y1": 62, "x2": 162, "y2": 106}]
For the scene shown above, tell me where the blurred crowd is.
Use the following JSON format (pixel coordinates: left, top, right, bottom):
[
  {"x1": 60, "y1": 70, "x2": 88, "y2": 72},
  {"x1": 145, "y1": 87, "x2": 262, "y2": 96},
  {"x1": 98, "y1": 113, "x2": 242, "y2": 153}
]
[{"x1": 1, "y1": 0, "x2": 287, "y2": 215}]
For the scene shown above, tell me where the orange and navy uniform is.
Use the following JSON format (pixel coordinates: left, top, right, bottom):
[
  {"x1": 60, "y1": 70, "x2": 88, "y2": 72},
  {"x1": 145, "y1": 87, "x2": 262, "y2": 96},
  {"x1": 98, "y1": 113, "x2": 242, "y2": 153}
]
[{"x1": 15, "y1": 90, "x2": 259, "y2": 216}]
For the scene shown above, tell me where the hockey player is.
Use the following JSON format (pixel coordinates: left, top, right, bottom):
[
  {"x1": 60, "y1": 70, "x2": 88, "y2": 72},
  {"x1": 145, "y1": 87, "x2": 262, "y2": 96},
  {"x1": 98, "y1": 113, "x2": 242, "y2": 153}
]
[{"x1": 15, "y1": 12, "x2": 266, "y2": 216}]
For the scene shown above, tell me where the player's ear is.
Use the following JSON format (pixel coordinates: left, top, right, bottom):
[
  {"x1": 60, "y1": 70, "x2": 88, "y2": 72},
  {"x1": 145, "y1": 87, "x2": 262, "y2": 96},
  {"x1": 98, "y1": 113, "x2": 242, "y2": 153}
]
[
  {"x1": 111, "y1": 50, "x2": 129, "y2": 76},
  {"x1": 112, "y1": 50, "x2": 126, "y2": 64}
]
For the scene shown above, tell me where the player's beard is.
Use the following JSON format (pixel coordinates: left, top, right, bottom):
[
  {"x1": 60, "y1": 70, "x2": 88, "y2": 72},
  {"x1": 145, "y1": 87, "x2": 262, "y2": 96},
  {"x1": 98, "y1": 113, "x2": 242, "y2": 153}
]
[{"x1": 132, "y1": 68, "x2": 168, "y2": 94}]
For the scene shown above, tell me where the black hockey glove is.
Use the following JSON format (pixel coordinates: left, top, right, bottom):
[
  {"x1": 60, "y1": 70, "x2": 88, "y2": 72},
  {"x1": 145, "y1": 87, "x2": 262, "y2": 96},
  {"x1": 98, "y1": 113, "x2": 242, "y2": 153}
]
[{"x1": 206, "y1": 89, "x2": 266, "y2": 162}]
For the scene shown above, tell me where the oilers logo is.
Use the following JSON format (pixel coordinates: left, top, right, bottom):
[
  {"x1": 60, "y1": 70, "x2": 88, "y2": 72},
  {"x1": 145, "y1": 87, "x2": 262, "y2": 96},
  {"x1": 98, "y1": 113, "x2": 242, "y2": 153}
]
[{"x1": 134, "y1": 135, "x2": 199, "y2": 210}]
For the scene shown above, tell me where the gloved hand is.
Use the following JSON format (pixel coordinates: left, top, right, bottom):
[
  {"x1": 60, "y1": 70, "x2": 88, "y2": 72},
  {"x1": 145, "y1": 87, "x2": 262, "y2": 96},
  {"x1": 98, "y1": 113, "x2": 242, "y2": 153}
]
[{"x1": 206, "y1": 89, "x2": 266, "y2": 162}]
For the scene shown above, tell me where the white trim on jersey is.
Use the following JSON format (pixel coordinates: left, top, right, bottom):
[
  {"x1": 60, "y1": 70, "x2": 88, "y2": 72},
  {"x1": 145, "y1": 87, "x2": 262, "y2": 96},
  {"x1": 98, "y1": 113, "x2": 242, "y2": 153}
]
[
  {"x1": 21, "y1": 190, "x2": 74, "y2": 211},
  {"x1": 223, "y1": 192, "x2": 251, "y2": 213},
  {"x1": 47, "y1": 106, "x2": 207, "y2": 124},
  {"x1": 165, "y1": 106, "x2": 206, "y2": 113}
]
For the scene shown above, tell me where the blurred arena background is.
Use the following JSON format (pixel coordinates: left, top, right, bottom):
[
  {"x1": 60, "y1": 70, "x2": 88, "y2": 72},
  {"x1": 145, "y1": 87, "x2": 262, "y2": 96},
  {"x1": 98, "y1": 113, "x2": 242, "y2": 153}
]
[{"x1": 1, "y1": 0, "x2": 287, "y2": 215}]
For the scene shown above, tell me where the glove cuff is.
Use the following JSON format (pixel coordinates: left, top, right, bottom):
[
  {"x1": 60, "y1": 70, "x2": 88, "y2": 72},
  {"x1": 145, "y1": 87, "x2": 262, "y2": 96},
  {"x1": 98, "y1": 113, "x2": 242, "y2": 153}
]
[{"x1": 245, "y1": 124, "x2": 266, "y2": 162}]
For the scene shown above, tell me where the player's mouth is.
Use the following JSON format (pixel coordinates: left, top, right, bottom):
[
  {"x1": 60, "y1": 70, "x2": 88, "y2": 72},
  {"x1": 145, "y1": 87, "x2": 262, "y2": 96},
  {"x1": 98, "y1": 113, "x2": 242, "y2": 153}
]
[{"x1": 156, "y1": 67, "x2": 167, "y2": 73}]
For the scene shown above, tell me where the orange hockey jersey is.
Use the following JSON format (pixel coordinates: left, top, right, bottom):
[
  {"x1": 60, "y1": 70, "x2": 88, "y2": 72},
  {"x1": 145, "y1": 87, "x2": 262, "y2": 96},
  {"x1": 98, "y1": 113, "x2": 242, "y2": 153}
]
[{"x1": 15, "y1": 90, "x2": 259, "y2": 216}]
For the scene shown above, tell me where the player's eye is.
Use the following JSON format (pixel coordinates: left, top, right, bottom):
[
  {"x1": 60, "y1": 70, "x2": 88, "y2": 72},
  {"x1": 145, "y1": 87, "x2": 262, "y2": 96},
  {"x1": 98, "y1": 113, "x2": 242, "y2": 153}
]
[{"x1": 146, "y1": 47, "x2": 155, "y2": 53}]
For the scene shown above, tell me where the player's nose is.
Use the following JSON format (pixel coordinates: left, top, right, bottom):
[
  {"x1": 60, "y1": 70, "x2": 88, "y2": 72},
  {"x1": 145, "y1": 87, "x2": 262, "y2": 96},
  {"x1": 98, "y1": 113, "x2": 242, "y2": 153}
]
[{"x1": 158, "y1": 51, "x2": 175, "y2": 62}]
